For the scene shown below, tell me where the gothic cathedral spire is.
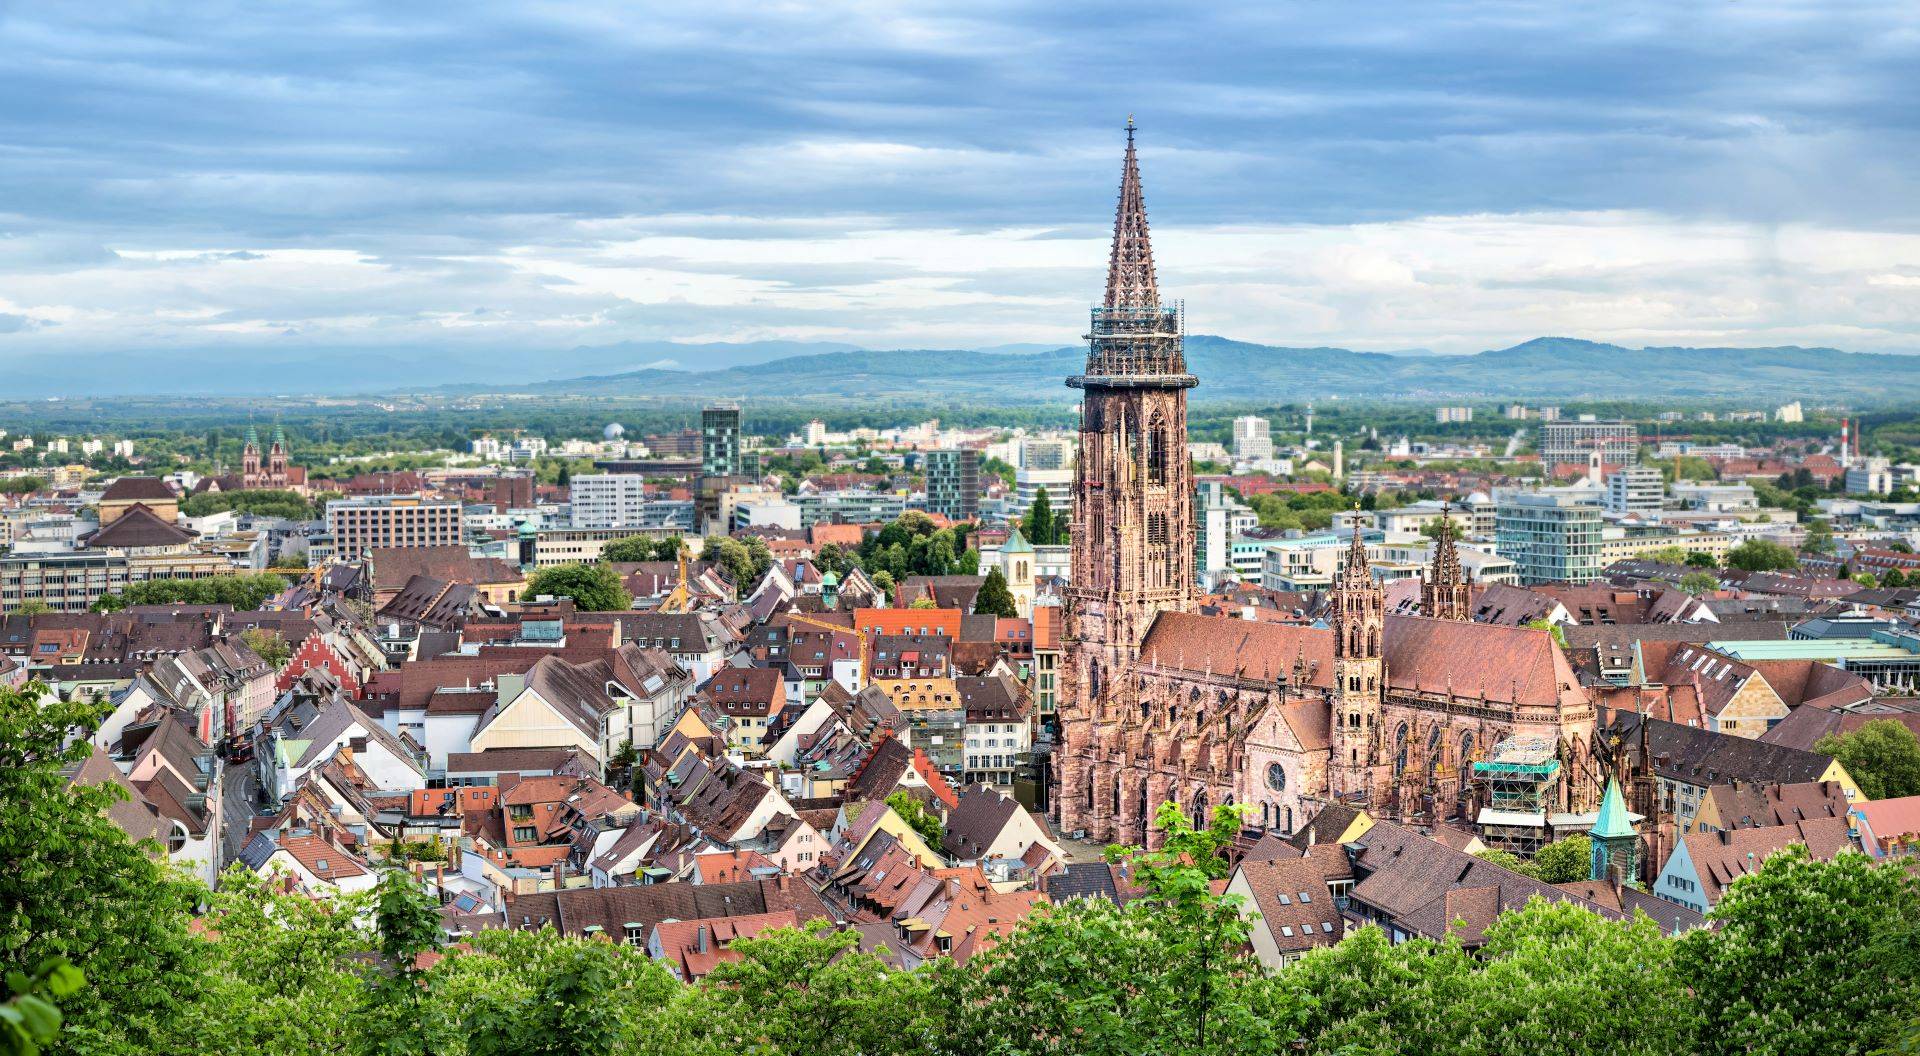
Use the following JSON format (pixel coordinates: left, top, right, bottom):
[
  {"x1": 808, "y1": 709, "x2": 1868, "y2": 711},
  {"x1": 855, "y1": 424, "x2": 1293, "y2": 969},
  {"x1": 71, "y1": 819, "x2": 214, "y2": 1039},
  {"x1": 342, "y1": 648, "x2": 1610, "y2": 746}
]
[
  {"x1": 1104, "y1": 119, "x2": 1159, "y2": 311},
  {"x1": 1057, "y1": 121, "x2": 1200, "y2": 848}
]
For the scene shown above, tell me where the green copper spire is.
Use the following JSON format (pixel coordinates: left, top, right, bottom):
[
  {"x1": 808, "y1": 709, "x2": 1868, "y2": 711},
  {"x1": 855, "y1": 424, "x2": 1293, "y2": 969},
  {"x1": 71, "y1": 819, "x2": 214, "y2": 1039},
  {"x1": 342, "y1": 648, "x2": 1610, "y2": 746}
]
[
  {"x1": 272, "y1": 424, "x2": 286, "y2": 449},
  {"x1": 1590, "y1": 777, "x2": 1635, "y2": 839},
  {"x1": 244, "y1": 424, "x2": 261, "y2": 449},
  {"x1": 1001, "y1": 525, "x2": 1033, "y2": 554}
]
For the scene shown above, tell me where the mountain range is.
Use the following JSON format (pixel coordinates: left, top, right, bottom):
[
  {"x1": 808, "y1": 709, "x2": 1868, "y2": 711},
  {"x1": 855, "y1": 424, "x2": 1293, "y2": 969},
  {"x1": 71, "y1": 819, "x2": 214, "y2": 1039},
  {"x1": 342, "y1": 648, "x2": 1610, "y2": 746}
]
[
  {"x1": 492, "y1": 335, "x2": 1920, "y2": 405},
  {"x1": 4, "y1": 336, "x2": 1915, "y2": 403}
]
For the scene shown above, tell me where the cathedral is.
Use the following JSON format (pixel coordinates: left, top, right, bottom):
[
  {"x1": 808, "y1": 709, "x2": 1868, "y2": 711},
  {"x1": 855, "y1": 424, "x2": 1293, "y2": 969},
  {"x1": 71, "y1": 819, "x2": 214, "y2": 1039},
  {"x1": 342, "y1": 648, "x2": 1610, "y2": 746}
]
[
  {"x1": 1053, "y1": 129, "x2": 1600, "y2": 849},
  {"x1": 241, "y1": 424, "x2": 305, "y2": 493}
]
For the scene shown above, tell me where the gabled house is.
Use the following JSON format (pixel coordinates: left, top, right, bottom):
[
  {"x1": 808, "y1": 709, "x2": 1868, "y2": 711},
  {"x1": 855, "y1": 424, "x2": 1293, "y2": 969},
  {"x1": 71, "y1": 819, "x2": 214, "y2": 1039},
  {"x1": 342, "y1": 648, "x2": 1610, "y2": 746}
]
[
  {"x1": 1653, "y1": 817, "x2": 1856, "y2": 913},
  {"x1": 240, "y1": 829, "x2": 377, "y2": 896}
]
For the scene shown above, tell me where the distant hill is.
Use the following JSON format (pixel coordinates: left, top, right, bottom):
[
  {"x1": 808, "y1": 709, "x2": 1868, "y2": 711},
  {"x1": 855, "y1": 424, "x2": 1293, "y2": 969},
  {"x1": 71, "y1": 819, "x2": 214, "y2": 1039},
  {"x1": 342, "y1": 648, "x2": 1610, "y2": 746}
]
[{"x1": 511, "y1": 335, "x2": 1920, "y2": 404}]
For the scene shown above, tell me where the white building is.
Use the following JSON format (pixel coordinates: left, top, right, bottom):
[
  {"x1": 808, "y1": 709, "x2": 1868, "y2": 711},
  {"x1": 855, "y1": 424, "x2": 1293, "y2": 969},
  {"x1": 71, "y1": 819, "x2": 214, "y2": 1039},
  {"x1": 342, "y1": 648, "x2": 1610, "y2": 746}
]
[
  {"x1": 1197, "y1": 481, "x2": 1258, "y2": 586},
  {"x1": 1848, "y1": 457, "x2": 1894, "y2": 496},
  {"x1": 1604, "y1": 465, "x2": 1666, "y2": 517},
  {"x1": 1775, "y1": 401, "x2": 1804, "y2": 424},
  {"x1": 1232, "y1": 416, "x2": 1274, "y2": 461},
  {"x1": 570, "y1": 474, "x2": 653, "y2": 529}
]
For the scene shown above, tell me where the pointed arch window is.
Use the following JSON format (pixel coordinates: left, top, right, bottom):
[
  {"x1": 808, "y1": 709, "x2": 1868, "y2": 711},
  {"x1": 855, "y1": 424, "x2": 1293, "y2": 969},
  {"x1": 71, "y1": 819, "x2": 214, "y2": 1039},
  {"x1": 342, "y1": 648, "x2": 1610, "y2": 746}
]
[{"x1": 1144, "y1": 417, "x2": 1169, "y2": 485}]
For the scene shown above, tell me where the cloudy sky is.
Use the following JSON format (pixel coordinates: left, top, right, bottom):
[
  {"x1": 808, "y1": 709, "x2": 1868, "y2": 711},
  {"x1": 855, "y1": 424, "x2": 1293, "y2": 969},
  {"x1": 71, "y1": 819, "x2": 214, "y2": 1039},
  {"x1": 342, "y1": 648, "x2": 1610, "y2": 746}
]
[{"x1": 3, "y1": 1, "x2": 1920, "y2": 390}]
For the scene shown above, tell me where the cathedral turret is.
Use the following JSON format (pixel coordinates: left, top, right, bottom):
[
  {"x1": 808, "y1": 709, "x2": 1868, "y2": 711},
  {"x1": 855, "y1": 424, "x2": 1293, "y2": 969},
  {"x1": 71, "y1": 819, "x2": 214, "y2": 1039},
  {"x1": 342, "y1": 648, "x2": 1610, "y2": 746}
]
[
  {"x1": 1330, "y1": 517, "x2": 1385, "y2": 801},
  {"x1": 1422, "y1": 503, "x2": 1472, "y2": 621},
  {"x1": 1588, "y1": 777, "x2": 1640, "y2": 883}
]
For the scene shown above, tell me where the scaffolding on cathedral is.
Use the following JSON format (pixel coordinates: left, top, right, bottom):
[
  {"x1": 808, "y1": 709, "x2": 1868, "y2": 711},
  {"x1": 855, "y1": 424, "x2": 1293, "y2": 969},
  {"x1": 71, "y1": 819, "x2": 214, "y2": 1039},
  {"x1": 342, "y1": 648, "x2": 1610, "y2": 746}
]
[{"x1": 1471, "y1": 735, "x2": 1562, "y2": 854}]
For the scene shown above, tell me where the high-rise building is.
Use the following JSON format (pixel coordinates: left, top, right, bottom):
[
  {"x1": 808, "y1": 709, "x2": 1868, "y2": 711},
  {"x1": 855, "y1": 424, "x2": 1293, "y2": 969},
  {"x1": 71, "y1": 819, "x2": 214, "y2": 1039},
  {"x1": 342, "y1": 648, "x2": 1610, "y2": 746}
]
[
  {"x1": 1435, "y1": 406, "x2": 1474, "y2": 424},
  {"x1": 1231, "y1": 415, "x2": 1273, "y2": 461},
  {"x1": 700, "y1": 404, "x2": 743, "y2": 476},
  {"x1": 1057, "y1": 123, "x2": 1199, "y2": 843},
  {"x1": 325, "y1": 495, "x2": 464, "y2": 558},
  {"x1": 923, "y1": 449, "x2": 980, "y2": 521},
  {"x1": 1540, "y1": 419, "x2": 1638, "y2": 470},
  {"x1": 1604, "y1": 465, "x2": 1665, "y2": 517},
  {"x1": 570, "y1": 474, "x2": 653, "y2": 529},
  {"x1": 1496, "y1": 493, "x2": 1603, "y2": 585}
]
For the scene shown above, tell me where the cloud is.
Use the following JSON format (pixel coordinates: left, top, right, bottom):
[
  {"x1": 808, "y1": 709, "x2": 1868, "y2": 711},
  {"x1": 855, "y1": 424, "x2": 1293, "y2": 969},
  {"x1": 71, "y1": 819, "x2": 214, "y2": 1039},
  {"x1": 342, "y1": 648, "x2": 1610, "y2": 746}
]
[{"x1": 1, "y1": 1, "x2": 1918, "y2": 383}]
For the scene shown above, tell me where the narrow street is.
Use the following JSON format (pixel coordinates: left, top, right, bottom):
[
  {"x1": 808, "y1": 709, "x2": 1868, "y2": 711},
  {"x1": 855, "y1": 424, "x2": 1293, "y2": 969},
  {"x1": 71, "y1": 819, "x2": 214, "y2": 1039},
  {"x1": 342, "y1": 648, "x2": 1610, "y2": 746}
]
[{"x1": 218, "y1": 757, "x2": 263, "y2": 869}]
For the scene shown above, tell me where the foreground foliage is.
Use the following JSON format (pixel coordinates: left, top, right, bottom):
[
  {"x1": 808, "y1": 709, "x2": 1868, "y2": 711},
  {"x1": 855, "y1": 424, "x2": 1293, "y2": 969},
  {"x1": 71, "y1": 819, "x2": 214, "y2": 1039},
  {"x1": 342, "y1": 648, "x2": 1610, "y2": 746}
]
[{"x1": 4, "y1": 681, "x2": 1916, "y2": 1056}]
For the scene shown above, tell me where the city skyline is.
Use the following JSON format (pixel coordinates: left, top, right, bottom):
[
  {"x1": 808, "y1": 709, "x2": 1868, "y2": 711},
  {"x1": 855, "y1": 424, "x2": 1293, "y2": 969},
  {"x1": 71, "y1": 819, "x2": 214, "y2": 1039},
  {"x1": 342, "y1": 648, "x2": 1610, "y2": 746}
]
[{"x1": 3, "y1": 2, "x2": 1920, "y2": 393}]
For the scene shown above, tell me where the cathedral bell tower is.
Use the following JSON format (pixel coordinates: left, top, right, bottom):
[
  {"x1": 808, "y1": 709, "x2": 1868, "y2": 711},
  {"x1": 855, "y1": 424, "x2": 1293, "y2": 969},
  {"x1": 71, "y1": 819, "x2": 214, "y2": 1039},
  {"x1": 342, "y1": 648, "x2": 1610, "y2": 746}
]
[
  {"x1": 1055, "y1": 121, "x2": 1199, "y2": 840},
  {"x1": 268, "y1": 425, "x2": 289, "y2": 487},
  {"x1": 1329, "y1": 521, "x2": 1385, "y2": 802},
  {"x1": 241, "y1": 424, "x2": 262, "y2": 487}
]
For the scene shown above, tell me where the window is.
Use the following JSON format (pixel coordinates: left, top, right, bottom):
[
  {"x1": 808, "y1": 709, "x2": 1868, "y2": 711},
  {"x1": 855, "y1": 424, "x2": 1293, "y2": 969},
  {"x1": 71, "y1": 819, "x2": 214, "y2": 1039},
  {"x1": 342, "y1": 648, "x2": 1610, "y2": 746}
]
[
  {"x1": 1276, "y1": 893, "x2": 1291, "y2": 905},
  {"x1": 513, "y1": 826, "x2": 538, "y2": 842},
  {"x1": 1298, "y1": 891, "x2": 1311, "y2": 903},
  {"x1": 1280, "y1": 926, "x2": 1294, "y2": 937}
]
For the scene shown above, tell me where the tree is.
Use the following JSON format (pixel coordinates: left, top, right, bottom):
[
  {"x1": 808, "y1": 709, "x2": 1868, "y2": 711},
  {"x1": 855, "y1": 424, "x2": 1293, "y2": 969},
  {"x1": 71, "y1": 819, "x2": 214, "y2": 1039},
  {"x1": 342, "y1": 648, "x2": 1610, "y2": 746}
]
[
  {"x1": 93, "y1": 572, "x2": 291, "y2": 612},
  {"x1": 1883, "y1": 568, "x2": 1910, "y2": 588},
  {"x1": 0, "y1": 683, "x2": 202, "y2": 1054},
  {"x1": 973, "y1": 568, "x2": 1018, "y2": 619},
  {"x1": 366, "y1": 870, "x2": 442, "y2": 1056},
  {"x1": 424, "y1": 929, "x2": 676, "y2": 1056},
  {"x1": 1022, "y1": 489, "x2": 1056, "y2": 546},
  {"x1": 238, "y1": 628, "x2": 292, "y2": 669},
  {"x1": 1815, "y1": 719, "x2": 1920, "y2": 800},
  {"x1": 524, "y1": 563, "x2": 631, "y2": 612},
  {"x1": 668, "y1": 920, "x2": 945, "y2": 1056},
  {"x1": 13, "y1": 600, "x2": 51, "y2": 616},
  {"x1": 870, "y1": 569, "x2": 895, "y2": 597},
  {"x1": 1802, "y1": 518, "x2": 1836, "y2": 555},
  {"x1": 815, "y1": 542, "x2": 857, "y2": 579},
  {"x1": 1677, "y1": 847, "x2": 1920, "y2": 1056},
  {"x1": 602, "y1": 535, "x2": 682, "y2": 563},
  {"x1": 943, "y1": 803, "x2": 1289, "y2": 1056},
  {"x1": 1678, "y1": 571, "x2": 1720, "y2": 595},
  {"x1": 1684, "y1": 550, "x2": 1718, "y2": 567},
  {"x1": 701, "y1": 536, "x2": 757, "y2": 591},
  {"x1": 885, "y1": 791, "x2": 944, "y2": 848},
  {"x1": 0, "y1": 476, "x2": 45, "y2": 495},
  {"x1": 161, "y1": 869, "x2": 372, "y2": 1056},
  {"x1": 0, "y1": 958, "x2": 83, "y2": 1056},
  {"x1": 1529, "y1": 834, "x2": 1592, "y2": 884},
  {"x1": 1725, "y1": 539, "x2": 1799, "y2": 572}
]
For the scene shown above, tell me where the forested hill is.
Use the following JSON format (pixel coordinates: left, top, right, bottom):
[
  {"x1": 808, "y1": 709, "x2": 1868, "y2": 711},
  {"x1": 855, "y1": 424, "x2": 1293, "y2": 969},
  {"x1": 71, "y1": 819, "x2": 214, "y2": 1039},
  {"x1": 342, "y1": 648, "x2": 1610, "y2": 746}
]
[{"x1": 517, "y1": 335, "x2": 1920, "y2": 403}]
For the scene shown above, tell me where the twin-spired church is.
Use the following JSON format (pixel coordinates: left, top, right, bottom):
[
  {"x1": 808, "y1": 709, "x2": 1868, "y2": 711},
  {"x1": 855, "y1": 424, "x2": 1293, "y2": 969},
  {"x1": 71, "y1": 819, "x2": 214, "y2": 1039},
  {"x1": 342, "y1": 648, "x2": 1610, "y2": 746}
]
[{"x1": 1054, "y1": 127, "x2": 1601, "y2": 849}]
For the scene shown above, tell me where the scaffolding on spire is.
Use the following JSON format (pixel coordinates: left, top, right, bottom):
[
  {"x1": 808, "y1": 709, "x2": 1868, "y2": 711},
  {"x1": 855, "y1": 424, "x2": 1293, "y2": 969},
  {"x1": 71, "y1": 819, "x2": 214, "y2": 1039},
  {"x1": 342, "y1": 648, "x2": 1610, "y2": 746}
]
[{"x1": 1072, "y1": 121, "x2": 1193, "y2": 386}]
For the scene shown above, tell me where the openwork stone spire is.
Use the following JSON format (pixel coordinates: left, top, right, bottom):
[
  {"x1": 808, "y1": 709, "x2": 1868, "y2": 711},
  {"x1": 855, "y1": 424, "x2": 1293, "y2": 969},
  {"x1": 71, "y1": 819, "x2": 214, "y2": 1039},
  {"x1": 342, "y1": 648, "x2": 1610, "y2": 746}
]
[
  {"x1": 1104, "y1": 118, "x2": 1160, "y2": 310},
  {"x1": 1423, "y1": 503, "x2": 1472, "y2": 621}
]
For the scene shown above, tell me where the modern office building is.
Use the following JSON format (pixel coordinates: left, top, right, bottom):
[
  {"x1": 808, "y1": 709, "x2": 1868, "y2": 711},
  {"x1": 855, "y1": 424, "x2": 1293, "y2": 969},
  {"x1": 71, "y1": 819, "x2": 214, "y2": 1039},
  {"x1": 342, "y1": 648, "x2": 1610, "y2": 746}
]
[
  {"x1": 1540, "y1": 420, "x2": 1638, "y2": 470},
  {"x1": 1495, "y1": 493, "x2": 1604, "y2": 585},
  {"x1": 924, "y1": 449, "x2": 981, "y2": 521},
  {"x1": 1231, "y1": 415, "x2": 1273, "y2": 461},
  {"x1": 569, "y1": 474, "x2": 653, "y2": 529},
  {"x1": 1195, "y1": 480, "x2": 1258, "y2": 584},
  {"x1": 1604, "y1": 465, "x2": 1665, "y2": 517},
  {"x1": 701, "y1": 403, "x2": 743, "y2": 477},
  {"x1": 325, "y1": 495, "x2": 464, "y2": 558}
]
